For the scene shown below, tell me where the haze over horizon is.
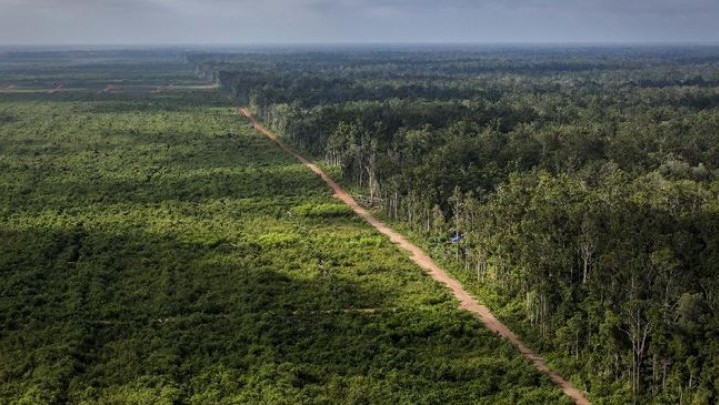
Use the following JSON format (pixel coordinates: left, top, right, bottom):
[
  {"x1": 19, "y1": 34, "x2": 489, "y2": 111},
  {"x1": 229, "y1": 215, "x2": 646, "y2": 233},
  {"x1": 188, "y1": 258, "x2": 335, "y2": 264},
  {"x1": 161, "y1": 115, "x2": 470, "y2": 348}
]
[{"x1": 1, "y1": 0, "x2": 718, "y2": 46}]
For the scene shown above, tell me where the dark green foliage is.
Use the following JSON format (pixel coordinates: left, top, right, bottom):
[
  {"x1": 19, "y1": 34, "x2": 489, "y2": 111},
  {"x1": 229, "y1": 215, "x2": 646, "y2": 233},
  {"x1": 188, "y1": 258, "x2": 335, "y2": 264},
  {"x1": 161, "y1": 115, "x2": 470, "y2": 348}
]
[
  {"x1": 205, "y1": 45, "x2": 719, "y2": 403},
  {"x1": 0, "y1": 52, "x2": 565, "y2": 404}
]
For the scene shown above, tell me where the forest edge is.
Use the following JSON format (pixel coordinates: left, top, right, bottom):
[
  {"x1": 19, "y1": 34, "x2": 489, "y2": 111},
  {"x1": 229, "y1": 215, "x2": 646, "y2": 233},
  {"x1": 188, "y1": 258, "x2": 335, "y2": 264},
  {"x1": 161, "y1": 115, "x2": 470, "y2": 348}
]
[{"x1": 236, "y1": 104, "x2": 591, "y2": 405}]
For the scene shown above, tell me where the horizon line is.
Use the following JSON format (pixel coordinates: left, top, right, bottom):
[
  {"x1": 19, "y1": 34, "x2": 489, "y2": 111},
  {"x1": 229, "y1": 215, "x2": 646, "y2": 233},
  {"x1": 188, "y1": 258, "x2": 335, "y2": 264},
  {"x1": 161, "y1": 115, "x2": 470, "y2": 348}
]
[{"x1": 2, "y1": 40, "x2": 719, "y2": 49}]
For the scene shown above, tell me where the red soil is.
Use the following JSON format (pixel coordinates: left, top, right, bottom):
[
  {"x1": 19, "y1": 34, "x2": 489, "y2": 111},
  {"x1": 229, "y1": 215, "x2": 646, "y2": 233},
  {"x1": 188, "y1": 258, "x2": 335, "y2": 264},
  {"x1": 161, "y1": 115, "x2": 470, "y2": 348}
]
[
  {"x1": 47, "y1": 83, "x2": 64, "y2": 94},
  {"x1": 98, "y1": 83, "x2": 116, "y2": 94}
]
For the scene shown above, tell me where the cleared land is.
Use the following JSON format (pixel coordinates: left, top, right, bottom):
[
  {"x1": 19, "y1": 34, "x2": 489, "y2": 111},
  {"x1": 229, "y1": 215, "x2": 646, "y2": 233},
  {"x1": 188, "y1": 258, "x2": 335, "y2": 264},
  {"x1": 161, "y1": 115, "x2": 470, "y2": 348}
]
[
  {"x1": 240, "y1": 107, "x2": 589, "y2": 405},
  {"x1": 0, "y1": 53, "x2": 569, "y2": 403}
]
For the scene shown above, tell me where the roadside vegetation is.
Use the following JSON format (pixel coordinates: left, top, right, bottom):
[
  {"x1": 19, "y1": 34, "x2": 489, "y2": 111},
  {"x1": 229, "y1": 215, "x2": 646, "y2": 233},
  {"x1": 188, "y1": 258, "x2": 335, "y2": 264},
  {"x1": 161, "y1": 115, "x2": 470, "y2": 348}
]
[
  {"x1": 200, "y1": 45, "x2": 719, "y2": 403},
  {"x1": 0, "y1": 52, "x2": 566, "y2": 404}
]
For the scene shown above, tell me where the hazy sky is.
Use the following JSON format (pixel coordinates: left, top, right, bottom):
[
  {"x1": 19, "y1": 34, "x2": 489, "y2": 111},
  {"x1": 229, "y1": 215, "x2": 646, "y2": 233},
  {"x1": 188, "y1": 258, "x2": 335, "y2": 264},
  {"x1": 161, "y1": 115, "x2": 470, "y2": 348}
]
[{"x1": 0, "y1": 0, "x2": 717, "y2": 45}]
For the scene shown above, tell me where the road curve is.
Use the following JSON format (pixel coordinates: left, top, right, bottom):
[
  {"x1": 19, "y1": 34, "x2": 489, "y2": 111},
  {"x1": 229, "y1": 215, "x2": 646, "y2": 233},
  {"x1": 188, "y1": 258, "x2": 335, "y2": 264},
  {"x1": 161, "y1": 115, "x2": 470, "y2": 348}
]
[{"x1": 238, "y1": 106, "x2": 590, "y2": 405}]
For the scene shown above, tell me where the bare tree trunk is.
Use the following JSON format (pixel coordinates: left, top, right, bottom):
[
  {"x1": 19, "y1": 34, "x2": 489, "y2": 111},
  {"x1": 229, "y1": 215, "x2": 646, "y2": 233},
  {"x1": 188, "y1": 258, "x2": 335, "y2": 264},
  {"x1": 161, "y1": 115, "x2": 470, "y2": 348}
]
[
  {"x1": 578, "y1": 241, "x2": 594, "y2": 284},
  {"x1": 622, "y1": 304, "x2": 653, "y2": 397}
]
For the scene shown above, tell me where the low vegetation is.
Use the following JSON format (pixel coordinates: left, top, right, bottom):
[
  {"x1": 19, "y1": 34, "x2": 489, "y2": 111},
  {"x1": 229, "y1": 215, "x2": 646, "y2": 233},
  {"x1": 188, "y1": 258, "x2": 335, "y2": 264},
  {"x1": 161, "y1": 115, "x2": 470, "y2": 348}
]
[{"x1": 0, "y1": 51, "x2": 566, "y2": 404}]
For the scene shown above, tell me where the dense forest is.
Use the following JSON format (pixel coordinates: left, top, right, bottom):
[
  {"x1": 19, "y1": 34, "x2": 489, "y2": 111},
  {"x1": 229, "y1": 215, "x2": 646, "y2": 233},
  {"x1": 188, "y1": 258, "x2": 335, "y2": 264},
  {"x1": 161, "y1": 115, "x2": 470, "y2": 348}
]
[
  {"x1": 196, "y1": 45, "x2": 719, "y2": 403},
  {"x1": 0, "y1": 52, "x2": 568, "y2": 403}
]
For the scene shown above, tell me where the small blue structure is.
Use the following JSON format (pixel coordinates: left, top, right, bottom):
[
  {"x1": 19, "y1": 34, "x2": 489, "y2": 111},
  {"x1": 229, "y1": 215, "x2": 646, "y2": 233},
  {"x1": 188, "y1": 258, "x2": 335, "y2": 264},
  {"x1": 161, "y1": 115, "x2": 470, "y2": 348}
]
[{"x1": 450, "y1": 234, "x2": 463, "y2": 243}]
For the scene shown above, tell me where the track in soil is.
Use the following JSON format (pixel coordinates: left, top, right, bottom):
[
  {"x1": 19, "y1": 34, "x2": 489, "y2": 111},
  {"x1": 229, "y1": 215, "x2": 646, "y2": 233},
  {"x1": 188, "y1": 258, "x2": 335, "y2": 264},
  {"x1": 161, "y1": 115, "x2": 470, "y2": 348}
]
[{"x1": 238, "y1": 107, "x2": 590, "y2": 405}]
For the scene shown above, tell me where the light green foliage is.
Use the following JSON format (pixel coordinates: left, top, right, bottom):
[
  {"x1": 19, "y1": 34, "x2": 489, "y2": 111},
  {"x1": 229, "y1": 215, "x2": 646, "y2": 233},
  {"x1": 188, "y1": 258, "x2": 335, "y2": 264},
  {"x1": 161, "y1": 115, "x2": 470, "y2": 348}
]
[{"x1": 0, "y1": 52, "x2": 566, "y2": 403}]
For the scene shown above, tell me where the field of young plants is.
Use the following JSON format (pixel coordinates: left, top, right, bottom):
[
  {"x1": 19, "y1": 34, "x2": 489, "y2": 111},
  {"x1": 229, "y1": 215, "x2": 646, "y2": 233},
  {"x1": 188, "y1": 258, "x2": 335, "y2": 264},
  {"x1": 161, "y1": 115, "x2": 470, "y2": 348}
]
[{"x1": 0, "y1": 51, "x2": 569, "y2": 403}]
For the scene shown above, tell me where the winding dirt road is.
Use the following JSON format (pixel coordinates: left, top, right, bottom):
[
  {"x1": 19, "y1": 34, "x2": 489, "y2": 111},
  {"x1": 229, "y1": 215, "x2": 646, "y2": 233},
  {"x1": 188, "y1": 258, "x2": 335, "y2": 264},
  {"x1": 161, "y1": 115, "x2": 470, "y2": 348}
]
[{"x1": 239, "y1": 107, "x2": 590, "y2": 405}]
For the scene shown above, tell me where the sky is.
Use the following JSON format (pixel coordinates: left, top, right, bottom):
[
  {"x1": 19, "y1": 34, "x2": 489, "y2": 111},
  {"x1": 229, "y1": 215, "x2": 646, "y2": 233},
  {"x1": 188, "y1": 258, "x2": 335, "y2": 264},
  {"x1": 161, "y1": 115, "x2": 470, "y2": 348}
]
[{"x1": 0, "y1": 0, "x2": 718, "y2": 45}]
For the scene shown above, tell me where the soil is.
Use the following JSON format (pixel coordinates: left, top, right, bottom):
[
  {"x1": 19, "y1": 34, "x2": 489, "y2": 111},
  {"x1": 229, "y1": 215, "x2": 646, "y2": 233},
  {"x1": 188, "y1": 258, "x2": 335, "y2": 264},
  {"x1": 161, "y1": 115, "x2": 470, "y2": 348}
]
[
  {"x1": 98, "y1": 83, "x2": 116, "y2": 94},
  {"x1": 47, "y1": 83, "x2": 64, "y2": 94}
]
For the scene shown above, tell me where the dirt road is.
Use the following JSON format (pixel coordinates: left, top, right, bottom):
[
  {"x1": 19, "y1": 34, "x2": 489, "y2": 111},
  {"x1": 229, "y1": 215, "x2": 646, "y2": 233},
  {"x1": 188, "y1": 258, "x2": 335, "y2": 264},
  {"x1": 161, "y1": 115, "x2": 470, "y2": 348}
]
[
  {"x1": 98, "y1": 83, "x2": 116, "y2": 94},
  {"x1": 239, "y1": 107, "x2": 590, "y2": 405},
  {"x1": 47, "y1": 83, "x2": 64, "y2": 94}
]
